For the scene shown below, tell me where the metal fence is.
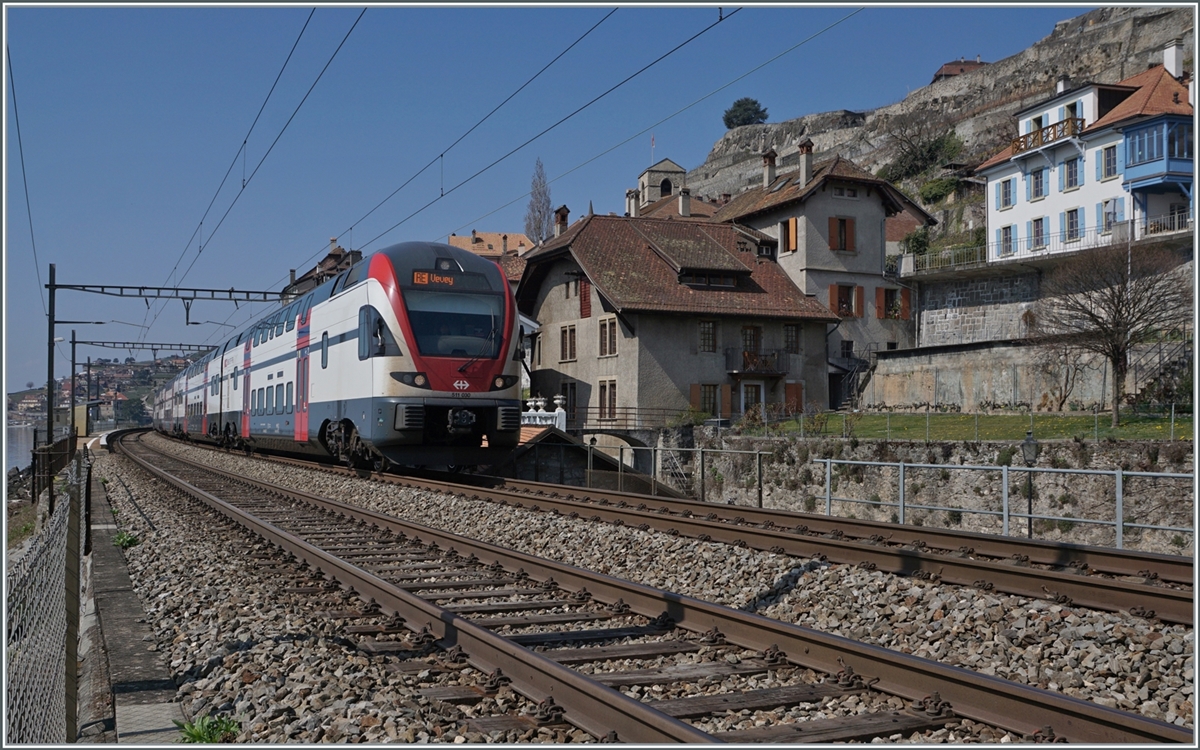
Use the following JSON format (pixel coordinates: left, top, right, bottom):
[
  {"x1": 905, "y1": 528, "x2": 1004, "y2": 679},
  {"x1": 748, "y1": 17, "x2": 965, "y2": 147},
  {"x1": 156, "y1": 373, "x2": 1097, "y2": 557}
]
[
  {"x1": 5, "y1": 450, "x2": 88, "y2": 744},
  {"x1": 31, "y1": 434, "x2": 77, "y2": 508}
]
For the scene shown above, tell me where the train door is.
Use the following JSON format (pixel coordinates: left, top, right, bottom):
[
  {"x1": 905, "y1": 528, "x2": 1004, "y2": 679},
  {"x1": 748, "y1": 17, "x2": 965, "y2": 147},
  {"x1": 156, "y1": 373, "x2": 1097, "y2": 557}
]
[
  {"x1": 295, "y1": 300, "x2": 311, "y2": 443},
  {"x1": 241, "y1": 340, "x2": 252, "y2": 438},
  {"x1": 201, "y1": 374, "x2": 209, "y2": 437}
]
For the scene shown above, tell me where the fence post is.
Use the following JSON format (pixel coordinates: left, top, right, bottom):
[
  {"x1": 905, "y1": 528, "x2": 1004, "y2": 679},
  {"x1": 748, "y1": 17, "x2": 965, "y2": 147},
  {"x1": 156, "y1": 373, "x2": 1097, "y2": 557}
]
[
  {"x1": 974, "y1": 412, "x2": 979, "y2": 442},
  {"x1": 652, "y1": 446, "x2": 658, "y2": 496},
  {"x1": 1094, "y1": 407, "x2": 1099, "y2": 442},
  {"x1": 898, "y1": 462, "x2": 906, "y2": 525},
  {"x1": 1115, "y1": 468, "x2": 1124, "y2": 550},
  {"x1": 825, "y1": 459, "x2": 832, "y2": 516},
  {"x1": 618, "y1": 446, "x2": 624, "y2": 493},
  {"x1": 886, "y1": 413, "x2": 890, "y2": 441},
  {"x1": 699, "y1": 448, "x2": 705, "y2": 503},
  {"x1": 756, "y1": 451, "x2": 763, "y2": 508},
  {"x1": 925, "y1": 409, "x2": 930, "y2": 443},
  {"x1": 1002, "y1": 465, "x2": 1010, "y2": 537},
  {"x1": 586, "y1": 445, "x2": 593, "y2": 489},
  {"x1": 1170, "y1": 404, "x2": 1175, "y2": 441}
]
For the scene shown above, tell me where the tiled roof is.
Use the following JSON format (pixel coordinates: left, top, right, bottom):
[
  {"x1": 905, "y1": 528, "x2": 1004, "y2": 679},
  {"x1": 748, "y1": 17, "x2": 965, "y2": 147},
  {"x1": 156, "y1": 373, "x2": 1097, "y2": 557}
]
[
  {"x1": 498, "y1": 251, "x2": 527, "y2": 283},
  {"x1": 520, "y1": 215, "x2": 837, "y2": 321},
  {"x1": 638, "y1": 192, "x2": 721, "y2": 219},
  {"x1": 447, "y1": 231, "x2": 535, "y2": 257},
  {"x1": 977, "y1": 65, "x2": 1192, "y2": 172},
  {"x1": 1084, "y1": 65, "x2": 1192, "y2": 131},
  {"x1": 709, "y1": 155, "x2": 931, "y2": 225}
]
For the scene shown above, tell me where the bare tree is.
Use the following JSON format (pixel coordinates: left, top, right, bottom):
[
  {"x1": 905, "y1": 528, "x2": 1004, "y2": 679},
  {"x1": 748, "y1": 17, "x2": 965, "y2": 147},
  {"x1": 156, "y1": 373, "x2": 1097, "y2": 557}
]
[
  {"x1": 1032, "y1": 337, "x2": 1096, "y2": 411},
  {"x1": 1031, "y1": 244, "x2": 1192, "y2": 426},
  {"x1": 524, "y1": 158, "x2": 553, "y2": 244}
]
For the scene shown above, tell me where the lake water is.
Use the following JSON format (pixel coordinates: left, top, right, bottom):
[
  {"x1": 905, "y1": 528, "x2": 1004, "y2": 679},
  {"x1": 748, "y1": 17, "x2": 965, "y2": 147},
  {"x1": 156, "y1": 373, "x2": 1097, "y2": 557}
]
[{"x1": 7, "y1": 424, "x2": 35, "y2": 473}]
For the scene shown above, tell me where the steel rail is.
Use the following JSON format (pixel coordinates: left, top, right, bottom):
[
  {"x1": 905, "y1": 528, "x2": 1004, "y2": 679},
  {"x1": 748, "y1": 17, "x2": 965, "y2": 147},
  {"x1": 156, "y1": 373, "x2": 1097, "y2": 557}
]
[
  {"x1": 123, "y1": 434, "x2": 1193, "y2": 744},
  {"x1": 115, "y1": 435, "x2": 713, "y2": 743}
]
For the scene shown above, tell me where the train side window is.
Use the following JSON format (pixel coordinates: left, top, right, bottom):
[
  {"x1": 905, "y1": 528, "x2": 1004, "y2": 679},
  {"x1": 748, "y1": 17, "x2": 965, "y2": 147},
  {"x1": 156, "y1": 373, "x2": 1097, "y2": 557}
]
[
  {"x1": 266, "y1": 385, "x2": 274, "y2": 415},
  {"x1": 233, "y1": 367, "x2": 238, "y2": 390},
  {"x1": 286, "y1": 382, "x2": 293, "y2": 414},
  {"x1": 275, "y1": 311, "x2": 285, "y2": 337},
  {"x1": 285, "y1": 303, "x2": 296, "y2": 332},
  {"x1": 251, "y1": 389, "x2": 257, "y2": 414},
  {"x1": 358, "y1": 305, "x2": 400, "y2": 359},
  {"x1": 275, "y1": 384, "x2": 284, "y2": 414},
  {"x1": 257, "y1": 387, "x2": 264, "y2": 415},
  {"x1": 321, "y1": 332, "x2": 329, "y2": 369}
]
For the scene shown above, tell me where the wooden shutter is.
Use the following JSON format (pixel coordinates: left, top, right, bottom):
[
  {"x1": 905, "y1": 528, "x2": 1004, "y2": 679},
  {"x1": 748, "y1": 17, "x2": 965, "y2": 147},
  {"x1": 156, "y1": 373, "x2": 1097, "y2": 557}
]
[
  {"x1": 846, "y1": 218, "x2": 855, "y2": 251},
  {"x1": 876, "y1": 287, "x2": 886, "y2": 319},
  {"x1": 855, "y1": 286, "x2": 865, "y2": 318},
  {"x1": 720, "y1": 384, "x2": 732, "y2": 418},
  {"x1": 580, "y1": 278, "x2": 591, "y2": 318},
  {"x1": 829, "y1": 284, "x2": 838, "y2": 315},
  {"x1": 690, "y1": 384, "x2": 701, "y2": 409},
  {"x1": 828, "y1": 217, "x2": 838, "y2": 250},
  {"x1": 787, "y1": 217, "x2": 798, "y2": 252},
  {"x1": 900, "y1": 288, "x2": 911, "y2": 320}
]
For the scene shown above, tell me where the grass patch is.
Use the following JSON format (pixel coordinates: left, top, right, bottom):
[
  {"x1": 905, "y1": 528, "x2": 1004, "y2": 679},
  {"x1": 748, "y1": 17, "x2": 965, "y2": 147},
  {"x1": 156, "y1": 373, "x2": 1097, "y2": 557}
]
[
  {"x1": 113, "y1": 531, "x2": 140, "y2": 549},
  {"x1": 175, "y1": 714, "x2": 240, "y2": 743},
  {"x1": 773, "y1": 412, "x2": 1193, "y2": 441},
  {"x1": 6, "y1": 503, "x2": 38, "y2": 548}
]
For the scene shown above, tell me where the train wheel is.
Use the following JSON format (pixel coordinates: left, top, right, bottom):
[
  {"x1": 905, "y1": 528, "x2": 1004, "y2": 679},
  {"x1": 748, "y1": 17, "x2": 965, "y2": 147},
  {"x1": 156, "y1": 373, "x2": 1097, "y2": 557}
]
[{"x1": 372, "y1": 454, "x2": 391, "y2": 473}]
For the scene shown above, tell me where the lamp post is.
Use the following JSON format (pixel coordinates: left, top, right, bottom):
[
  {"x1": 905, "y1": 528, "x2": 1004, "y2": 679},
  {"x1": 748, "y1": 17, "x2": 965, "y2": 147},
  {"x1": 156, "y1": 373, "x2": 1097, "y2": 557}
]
[{"x1": 1021, "y1": 430, "x2": 1039, "y2": 538}]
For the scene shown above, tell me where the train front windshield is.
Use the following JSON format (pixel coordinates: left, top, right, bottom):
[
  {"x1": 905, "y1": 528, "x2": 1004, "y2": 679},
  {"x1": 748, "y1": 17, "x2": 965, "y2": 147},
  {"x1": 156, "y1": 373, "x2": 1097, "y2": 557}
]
[{"x1": 404, "y1": 290, "x2": 505, "y2": 358}]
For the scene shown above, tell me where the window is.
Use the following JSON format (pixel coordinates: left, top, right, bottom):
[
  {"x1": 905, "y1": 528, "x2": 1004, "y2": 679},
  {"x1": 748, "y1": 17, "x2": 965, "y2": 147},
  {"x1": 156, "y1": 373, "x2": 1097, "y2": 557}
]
[
  {"x1": 835, "y1": 285, "x2": 856, "y2": 317},
  {"x1": 564, "y1": 278, "x2": 579, "y2": 299},
  {"x1": 681, "y1": 272, "x2": 737, "y2": 287},
  {"x1": 560, "y1": 325, "x2": 576, "y2": 362},
  {"x1": 266, "y1": 385, "x2": 274, "y2": 415},
  {"x1": 1032, "y1": 217, "x2": 1047, "y2": 248},
  {"x1": 780, "y1": 217, "x2": 798, "y2": 253},
  {"x1": 1000, "y1": 178, "x2": 1014, "y2": 208},
  {"x1": 321, "y1": 332, "x2": 329, "y2": 369},
  {"x1": 1064, "y1": 158, "x2": 1080, "y2": 189},
  {"x1": 832, "y1": 186, "x2": 858, "y2": 199},
  {"x1": 598, "y1": 379, "x2": 617, "y2": 420},
  {"x1": 700, "y1": 384, "x2": 718, "y2": 416},
  {"x1": 1168, "y1": 122, "x2": 1193, "y2": 159},
  {"x1": 886, "y1": 341, "x2": 898, "y2": 350},
  {"x1": 1029, "y1": 169, "x2": 1045, "y2": 199},
  {"x1": 285, "y1": 303, "x2": 296, "y2": 332},
  {"x1": 741, "y1": 326, "x2": 762, "y2": 354},
  {"x1": 784, "y1": 324, "x2": 800, "y2": 354},
  {"x1": 562, "y1": 381, "x2": 577, "y2": 424},
  {"x1": 1102, "y1": 199, "x2": 1117, "y2": 233},
  {"x1": 1066, "y1": 208, "x2": 1081, "y2": 241},
  {"x1": 358, "y1": 306, "x2": 401, "y2": 360},
  {"x1": 286, "y1": 382, "x2": 293, "y2": 414},
  {"x1": 1129, "y1": 124, "x2": 1164, "y2": 165},
  {"x1": 699, "y1": 321, "x2": 716, "y2": 353},
  {"x1": 840, "y1": 340, "x2": 854, "y2": 359},
  {"x1": 828, "y1": 217, "x2": 855, "y2": 251},
  {"x1": 599, "y1": 317, "x2": 618, "y2": 357},
  {"x1": 233, "y1": 367, "x2": 238, "y2": 390},
  {"x1": 883, "y1": 288, "x2": 900, "y2": 319},
  {"x1": 257, "y1": 388, "x2": 264, "y2": 416},
  {"x1": 275, "y1": 384, "x2": 284, "y2": 414},
  {"x1": 1102, "y1": 145, "x2": 1118, "y2": 179},
  {"x1": 1000, "y1": 225, "x2": 1014, "y2": 255}
]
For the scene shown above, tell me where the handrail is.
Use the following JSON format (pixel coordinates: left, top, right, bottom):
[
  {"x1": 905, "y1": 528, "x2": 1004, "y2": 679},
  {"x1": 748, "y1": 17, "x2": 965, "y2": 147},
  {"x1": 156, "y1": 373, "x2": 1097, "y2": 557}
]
[{"x1": 1010, "y1": 117, "x2": 1084, "y2": 155}]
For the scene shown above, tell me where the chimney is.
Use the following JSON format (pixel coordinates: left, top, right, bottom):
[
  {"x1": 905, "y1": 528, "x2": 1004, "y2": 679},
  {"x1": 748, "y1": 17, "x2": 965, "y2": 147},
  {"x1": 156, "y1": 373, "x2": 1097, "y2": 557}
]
[
  {"x1": 289, "y1": 269, "x2": 296, "y2": 285},
  {"x1": 471, "y1": 229, "x2": 480, "y2": 244},
  {"x1": 762, "y1": 149, "x2": 777, "y2": 188},
  {"x1": 796, "y1": 138, "x2": 814, "y2": 187},
  {"x1": 501, "y1": 234, "x2": 508, "y2": 254},
  {"x1": 1164, "y1": 38, "x2": 1183, "y2": 79},
  {"x1": 976, "y1": 54, "x2": 981, "y2": 63},
  {"x1": 626, "y1": 189, "x2": 640, "y2": 218},
  {"x1": 553, "y1": 205, "x2": 570, "y2": 237},
  {"x1": 678, "y1": 187, "x2": 691, "y2": 218},
  {"x1": 1056, "y1": 75, "x2": 1070, "y2": 94},
  {"x1": 721, "y1": 193, "x2": 731, "y2": 206},
  {"x1": 329, "y1": 237, "x2": 337, "y2": 254}
]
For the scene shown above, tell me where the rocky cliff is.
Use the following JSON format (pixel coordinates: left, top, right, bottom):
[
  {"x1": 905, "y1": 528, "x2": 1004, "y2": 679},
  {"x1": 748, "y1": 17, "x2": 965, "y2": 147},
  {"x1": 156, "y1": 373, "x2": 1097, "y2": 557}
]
[{"x1": 685, "y1": 6, "x2": 1194, "y2": 202}]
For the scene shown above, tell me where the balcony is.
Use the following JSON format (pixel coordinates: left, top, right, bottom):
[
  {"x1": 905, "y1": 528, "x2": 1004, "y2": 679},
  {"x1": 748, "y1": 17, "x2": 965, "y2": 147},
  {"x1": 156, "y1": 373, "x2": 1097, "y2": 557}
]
[
  {"x1": 1010, "y1": 118, "x2": 1084, "y2": 156},
  {"x1": 900, "y1": 210, "x2": 1193, "y2": 276},
  {"x1": 725, "y1": 348, "x2": 788, "y2": 376}
]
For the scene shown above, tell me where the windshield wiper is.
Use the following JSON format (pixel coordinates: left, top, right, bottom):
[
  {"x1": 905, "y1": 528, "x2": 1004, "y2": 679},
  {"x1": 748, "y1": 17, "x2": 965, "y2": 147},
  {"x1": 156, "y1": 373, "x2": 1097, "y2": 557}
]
[{"x1": 458, "y1": 326, "x2": 499, "y2": 372}]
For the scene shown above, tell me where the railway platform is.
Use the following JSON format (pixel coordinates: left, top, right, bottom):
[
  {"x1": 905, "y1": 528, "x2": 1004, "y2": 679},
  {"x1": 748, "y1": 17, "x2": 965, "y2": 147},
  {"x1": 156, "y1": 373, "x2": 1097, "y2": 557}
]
[{"x1": 83, "y1": 460, "x2": 185, "y2": 743}]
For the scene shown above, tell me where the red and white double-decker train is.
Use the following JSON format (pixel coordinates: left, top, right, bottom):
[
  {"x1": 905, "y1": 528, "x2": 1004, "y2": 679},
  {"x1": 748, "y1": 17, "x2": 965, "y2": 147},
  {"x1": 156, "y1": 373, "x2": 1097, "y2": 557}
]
[{"x1": 152, "y1": 241, "x2": 523, "y2": 468}]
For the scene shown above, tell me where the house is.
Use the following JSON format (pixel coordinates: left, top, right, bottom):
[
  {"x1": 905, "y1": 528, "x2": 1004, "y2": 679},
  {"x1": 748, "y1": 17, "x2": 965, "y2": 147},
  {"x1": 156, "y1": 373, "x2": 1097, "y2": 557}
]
[
  {"x1": 930, "y1": 56, "x2": 988, "y2": 85},
  {"x1": 282, "y1": 239, "x2": 363, "y2": 300},
  {"x1": 626, "y1": 158, "x2": 688, "y2": 214},
  {"x1": 709, "y1": 140, "x2": 936, "y2": 407},
  {"x1": 516, "y1": 206, "x2": 838, "y2": 427},
  {"x1": 976, "y1": 40, "x2": 1192, "y2": 262}
]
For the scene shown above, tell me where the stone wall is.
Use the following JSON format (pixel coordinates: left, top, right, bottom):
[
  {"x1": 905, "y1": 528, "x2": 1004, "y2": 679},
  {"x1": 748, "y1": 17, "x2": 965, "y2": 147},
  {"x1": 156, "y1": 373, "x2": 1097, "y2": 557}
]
[{"x1": 919, "y1": 272, "x2": 1038, "y2": 346}]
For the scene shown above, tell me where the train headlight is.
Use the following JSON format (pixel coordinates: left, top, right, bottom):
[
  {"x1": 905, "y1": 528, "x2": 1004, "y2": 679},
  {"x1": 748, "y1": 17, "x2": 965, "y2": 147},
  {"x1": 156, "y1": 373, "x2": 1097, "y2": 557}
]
[
  {"x1": 489, "y1": 374, "x2": 520, "y2": 391},
  {"x1": 390, "y1": 372, "x2": 431, "y2": 389}
]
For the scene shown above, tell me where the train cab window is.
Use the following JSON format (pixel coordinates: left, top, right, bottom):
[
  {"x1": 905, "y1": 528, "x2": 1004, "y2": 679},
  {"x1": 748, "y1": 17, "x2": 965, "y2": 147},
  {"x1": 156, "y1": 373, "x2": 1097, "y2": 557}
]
[
  {"x1": 321, "y1": 332, "x2": 329, "y2": 369},
  {"x1": 358, "y1": 306, "x2": 401, "y2": 360},
  {"x1": 286, "y1": 382, "x2": 293, "y2": 414},
  {"x1": 404, "y1": 290, "x2": 503, "y2": 358}
]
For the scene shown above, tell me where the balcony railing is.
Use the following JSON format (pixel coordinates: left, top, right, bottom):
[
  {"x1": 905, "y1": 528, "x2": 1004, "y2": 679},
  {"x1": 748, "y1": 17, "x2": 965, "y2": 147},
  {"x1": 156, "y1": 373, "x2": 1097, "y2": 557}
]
[
  {"x1": 1011, "y1": 117, "x2": 1084, "y2": 155},
  {"x1": 725, "y1": 348, "x2": 788, "y2": 375},
  {"x1": 904, "y1": 211, "x2": 1193, "y2": 275}
]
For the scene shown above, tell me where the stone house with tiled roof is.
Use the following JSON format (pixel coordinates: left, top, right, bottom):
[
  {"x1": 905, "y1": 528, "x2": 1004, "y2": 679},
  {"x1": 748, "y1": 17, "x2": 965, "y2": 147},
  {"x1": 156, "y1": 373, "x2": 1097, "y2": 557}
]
[
  {"x1": 976, "y1": 41, "x2": 1192, "y2": 265},
  {"x1": 516, "y1": 207, "x2": 838, "y2": 426},
  {"x1": 710, "y1": 140, "x2": 936, "y2": 407},
  {"x1": 447, "y1": 230, "x2": 535, "y2": 293}
]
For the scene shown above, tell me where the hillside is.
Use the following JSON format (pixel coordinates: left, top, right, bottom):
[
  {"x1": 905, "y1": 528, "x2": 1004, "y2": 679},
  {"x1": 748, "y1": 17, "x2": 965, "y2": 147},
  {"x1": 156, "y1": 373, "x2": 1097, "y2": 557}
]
[{"x1": 684, "y1": 6, "x2": 1194, "y2": 204}]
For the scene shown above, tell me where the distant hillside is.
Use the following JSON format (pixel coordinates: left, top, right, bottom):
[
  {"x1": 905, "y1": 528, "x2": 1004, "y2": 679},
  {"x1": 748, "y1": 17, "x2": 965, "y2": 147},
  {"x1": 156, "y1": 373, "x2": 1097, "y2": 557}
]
[{"x1": 685, "y1": 6, "x2": 1194, "y2": 201}]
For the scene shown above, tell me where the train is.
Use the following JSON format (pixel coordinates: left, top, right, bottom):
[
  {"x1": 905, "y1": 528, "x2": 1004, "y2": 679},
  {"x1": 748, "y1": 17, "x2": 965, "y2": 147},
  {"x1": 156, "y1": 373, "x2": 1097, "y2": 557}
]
[{"x1": 151, "y1": 241, "x2": 523, "y2": 468}]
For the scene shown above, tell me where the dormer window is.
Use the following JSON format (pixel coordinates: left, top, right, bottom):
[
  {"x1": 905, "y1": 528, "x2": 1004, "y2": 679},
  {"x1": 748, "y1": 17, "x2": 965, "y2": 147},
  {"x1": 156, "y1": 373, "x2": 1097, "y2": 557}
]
[
  {"x1": 681, "y1": 272, "x2": 737, "y2": 287},
  {"x1": 832, "y1": 186, "x2": 858, "y2": 199}
]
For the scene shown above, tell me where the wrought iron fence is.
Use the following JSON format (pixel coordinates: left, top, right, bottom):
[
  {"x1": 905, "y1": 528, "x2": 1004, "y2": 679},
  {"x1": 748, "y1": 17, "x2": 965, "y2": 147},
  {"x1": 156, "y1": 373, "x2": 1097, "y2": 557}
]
[{"x1": 6, "y1": 450, "x2": 88, "y2": 743}]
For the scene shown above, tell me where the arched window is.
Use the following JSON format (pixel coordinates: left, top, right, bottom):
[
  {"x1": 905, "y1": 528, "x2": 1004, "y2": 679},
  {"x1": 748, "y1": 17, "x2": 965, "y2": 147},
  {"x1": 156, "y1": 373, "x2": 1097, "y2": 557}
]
[{"x1": 659, "y1": 178, "x2": 673, "y2": 198}]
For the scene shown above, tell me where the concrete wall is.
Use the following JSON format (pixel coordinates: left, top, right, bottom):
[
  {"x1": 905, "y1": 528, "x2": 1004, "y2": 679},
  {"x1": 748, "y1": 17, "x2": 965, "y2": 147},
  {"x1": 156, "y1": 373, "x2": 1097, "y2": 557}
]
[{"x1": 863, "y1": 339, "x2": 1111, "y2": 412}]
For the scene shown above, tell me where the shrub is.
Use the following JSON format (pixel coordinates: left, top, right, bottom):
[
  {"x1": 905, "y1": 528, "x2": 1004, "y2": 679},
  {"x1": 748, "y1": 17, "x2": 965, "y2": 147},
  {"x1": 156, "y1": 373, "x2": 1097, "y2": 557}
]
[
  {"x1": 889, "y1": 512, "x2": 899, "y2": 524},
  {"x1": 1163, "y1": 442, "x2": 1188, "y2": 465},
  {"x1": 112, "y1": 531, "x2": 139, "y2": 549},
  {"x1": 668, "y1": 407, "x2": 710, "y2": 427},
  {"x1": 1171, "y1": 534, "x2": 1187, "y2": 548},
  {"x1": 1056, "y1": 519, "x2": 1076, "y2": 533},
  {"x1": 919, "y1": 177, "x2": 959, "y2": 204},
  {"x1": 803, "y1": 494, "x2": 816, "y2": 513},
  {"x1": 175, "y1": 714, "x2": 240, "y2": 743},
  {"x1": 996, "y1": 447, "x2": 1017, "y2": 466},
  {"x1": 869, "y1": 493, "x2": 881, "y2": 504},
  {"x1": 947, "y1": 508, "x2": 963, "y2": 525},
  {"x1": 939, "y1": 468, "x2": 951, "y2": 481}
]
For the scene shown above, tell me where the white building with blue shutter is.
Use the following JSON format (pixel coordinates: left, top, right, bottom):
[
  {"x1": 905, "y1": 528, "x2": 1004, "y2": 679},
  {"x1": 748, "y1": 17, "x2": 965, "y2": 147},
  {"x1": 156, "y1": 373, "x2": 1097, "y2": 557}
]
[{"x1": 977, "y1": 41, "x2": 1192, "y2": 263}]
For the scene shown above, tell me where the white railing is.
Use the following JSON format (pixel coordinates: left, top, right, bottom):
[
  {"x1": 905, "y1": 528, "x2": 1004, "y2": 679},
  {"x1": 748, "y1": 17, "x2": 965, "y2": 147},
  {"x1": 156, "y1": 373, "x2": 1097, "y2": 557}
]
[{"x1": 521, "y1": 397, "x2": 567, "y2": 431}]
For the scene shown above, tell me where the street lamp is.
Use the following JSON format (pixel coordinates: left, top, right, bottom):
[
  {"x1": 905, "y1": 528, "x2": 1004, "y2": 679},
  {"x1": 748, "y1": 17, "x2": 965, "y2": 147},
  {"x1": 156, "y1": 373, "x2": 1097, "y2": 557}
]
[{"x1": 1021, "y1": 431, "x2": 1039, "y2": 538}]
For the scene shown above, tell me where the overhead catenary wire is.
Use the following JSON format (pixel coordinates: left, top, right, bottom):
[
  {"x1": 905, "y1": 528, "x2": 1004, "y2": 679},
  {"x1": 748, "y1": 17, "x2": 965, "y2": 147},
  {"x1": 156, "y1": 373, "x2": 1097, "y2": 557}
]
[
  {"x1": 356, "y1": 7, "x2": 744, "y2": 252},
  {"x1": 280, "y1": 7, "x2": 619, "y2": 286},
  {"x1": 7, "y1": 44, "x2": 47, "y2": 317},
  {"x1": 448, "y1": 7, "x2": 865, "y2": 239}
]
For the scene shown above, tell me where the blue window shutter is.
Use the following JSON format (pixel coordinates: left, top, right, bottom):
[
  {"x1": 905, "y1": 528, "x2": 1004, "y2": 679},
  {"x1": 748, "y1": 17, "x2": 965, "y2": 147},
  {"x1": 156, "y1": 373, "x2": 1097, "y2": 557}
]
[
  {"x1": 994, "y1": 182, "x2": 1000, "y2": 210},
  {"x1": 1058, "y1": 106, "x2": 1065, "y2": 122},
  {"x1": 1096, "y1": 203, "x2": 1103, "y2": 229},
  {"x1": 1078, "y1": 156, "x2": 1085, "y2": 185},
  {"x1": 1078, "y1": 209, "x2": 1086, "y2": 232},
  {"x1": 1026, "y1": 220, "x2": 1032, "y2": 249},
  {"x1": 995, "y1": 228, "x2": 1001, "y2": 253},
  {"x1": 1116, "y1": 197, "x2": 1125, "y2": 223},
  {"x1": 1058, "y1": 162, "x2": 1064, "y2": 191},
  {"x1": 1077, "y1": 99, "x2": 1084, "y2": 124},
  {"x1": 1059, "y1": 211, "x2": 1065, "y2": 238},
  {"x1": 1116, "y1": 140, "x2": 1125, "y2": 171},
  {"x1": 1026, "y1": 175, "x2": 1031, "y2": 201},
  {"x1": 1095, "y1": 150, "x2": 1102, "y2": 181}
]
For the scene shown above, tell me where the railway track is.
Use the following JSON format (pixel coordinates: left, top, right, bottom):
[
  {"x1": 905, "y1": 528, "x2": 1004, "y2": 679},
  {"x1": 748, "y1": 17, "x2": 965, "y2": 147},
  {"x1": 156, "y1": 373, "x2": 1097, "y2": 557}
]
[
  {"x1": 201, "y1": 440, "x2": 1193, "y2": 626},
  {"x1": 116, "y1": 431, "x2": 1191, "y2": 743}
]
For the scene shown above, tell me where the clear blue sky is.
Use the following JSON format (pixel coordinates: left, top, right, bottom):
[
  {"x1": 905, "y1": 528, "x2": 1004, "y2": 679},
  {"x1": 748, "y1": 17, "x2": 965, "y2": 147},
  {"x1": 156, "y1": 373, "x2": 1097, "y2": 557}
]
[{"x1": 5, "y1": 4, "x2": 1093, "y2": 392}]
